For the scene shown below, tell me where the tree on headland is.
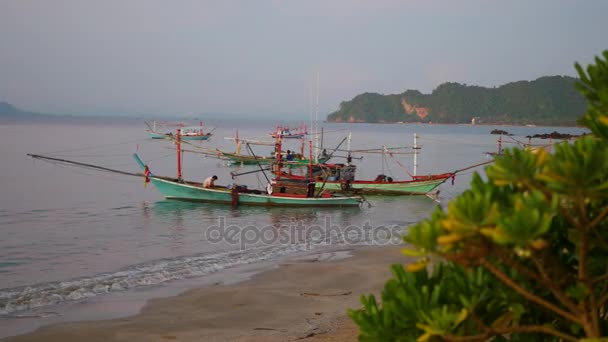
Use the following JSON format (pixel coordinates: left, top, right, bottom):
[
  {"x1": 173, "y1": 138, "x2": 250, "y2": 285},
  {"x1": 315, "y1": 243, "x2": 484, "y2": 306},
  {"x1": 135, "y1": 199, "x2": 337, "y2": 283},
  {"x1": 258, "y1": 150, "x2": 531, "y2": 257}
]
[{"x1": 349, "y1": 50, "x2": 608, "y2": 341}]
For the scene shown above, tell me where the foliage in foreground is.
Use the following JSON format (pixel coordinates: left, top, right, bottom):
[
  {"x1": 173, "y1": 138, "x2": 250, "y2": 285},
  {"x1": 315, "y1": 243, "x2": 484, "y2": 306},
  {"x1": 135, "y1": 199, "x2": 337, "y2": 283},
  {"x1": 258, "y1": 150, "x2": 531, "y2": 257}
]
[{"x1": 349, "y1": 50, "x2": 608, "y2": 341}]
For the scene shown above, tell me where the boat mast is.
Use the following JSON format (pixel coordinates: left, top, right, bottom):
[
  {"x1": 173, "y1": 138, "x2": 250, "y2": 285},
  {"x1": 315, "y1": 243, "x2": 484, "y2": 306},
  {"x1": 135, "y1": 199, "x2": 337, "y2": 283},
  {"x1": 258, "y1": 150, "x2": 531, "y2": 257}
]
[
  {"x1": 382, "y1": 145, "x2": 386, "y2": 175},
  {"x1": 314, "y1": 71, "x2": 320, "y2": 163},
  {"x1": 309, "y1": 140, "x2": 313, "y2": 182},
  {"x1": 498, "y1": 135, "x2": 503, "y2": 155},
  {"x1": 320, "y1": 127, "x2": 324, "y2": 156},
  {"x1": 413, "y1": 133, "x2": 418, "y2": 177},
  {"x1": 235, "y1": 129, "x2": 243, "y2": 155},
  {"x1": 176, "y1": 128, "x2": 182, "y2": 180},
  {"x1": 275, "y1": 135, "x2": 283, "y2": 181}
]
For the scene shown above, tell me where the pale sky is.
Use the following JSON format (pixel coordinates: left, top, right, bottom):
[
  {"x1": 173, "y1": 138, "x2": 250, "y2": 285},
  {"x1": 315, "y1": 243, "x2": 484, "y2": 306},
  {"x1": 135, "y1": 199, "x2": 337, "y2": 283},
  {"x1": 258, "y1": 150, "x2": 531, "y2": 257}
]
[{"x1": 0, "y1": 0, "x2": 606, "y2": 118}]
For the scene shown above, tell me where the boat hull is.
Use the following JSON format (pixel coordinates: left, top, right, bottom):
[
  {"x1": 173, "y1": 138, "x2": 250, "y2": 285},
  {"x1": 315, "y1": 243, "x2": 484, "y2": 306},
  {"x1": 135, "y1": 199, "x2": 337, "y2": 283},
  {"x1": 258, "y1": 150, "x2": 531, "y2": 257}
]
[
  {"x1": 134, "y1": 154, "x2": 359, "y2": 207},
  {"x1": 180, "y1": 134, "x2": 211, "y2": 141},
  {"x1": 317, "y1": 177, "x2": 449, "y2": 195},
  {"x1": 147, "y1": 131, "x2": 170, "y2": 139},
  {"x1": 149, "y1": 178, "x2": 360, "y2": 207}
]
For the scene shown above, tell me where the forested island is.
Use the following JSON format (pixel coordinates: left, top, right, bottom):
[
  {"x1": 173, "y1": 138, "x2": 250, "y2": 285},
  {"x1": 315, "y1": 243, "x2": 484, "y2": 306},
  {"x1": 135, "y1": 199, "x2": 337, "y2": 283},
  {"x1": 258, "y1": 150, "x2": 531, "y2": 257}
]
[{"x1": 327, "y1": 76, "x2": 586, "y2": 126}]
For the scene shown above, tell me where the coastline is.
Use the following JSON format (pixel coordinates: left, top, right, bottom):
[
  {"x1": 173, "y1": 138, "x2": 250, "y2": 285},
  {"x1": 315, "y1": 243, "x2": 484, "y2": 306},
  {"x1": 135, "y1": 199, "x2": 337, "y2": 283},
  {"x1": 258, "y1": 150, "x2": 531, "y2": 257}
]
[{"x1": 2, "y1": 245, "x2": 408, "y2": 342}]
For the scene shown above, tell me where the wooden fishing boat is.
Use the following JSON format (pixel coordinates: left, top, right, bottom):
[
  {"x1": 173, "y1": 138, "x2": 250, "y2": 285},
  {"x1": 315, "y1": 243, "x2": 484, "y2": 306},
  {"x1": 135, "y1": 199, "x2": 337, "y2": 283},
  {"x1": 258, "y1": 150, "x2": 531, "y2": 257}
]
[
  {"x1": 219, "y1": 129, "x2": 329, "y2": 166},
  {"x1": 134, "y1": 129, "x2": 361, "y2": 207},
  {"x1": 177, "y1": 126, "x2": 213, "y2": 141},
  {"x1": 145, "y1": 120, "x2": 183, "y2": 139},
  {"x1": 221, "y1": 151, "x2": 330, "y2": 167},
  {"x1": 277, "y1": 164, "x2": 454, "y2": 195},
  {"x1": 133, "y1": 154, "x2": 361, "y2": 207},
  {"x1": 145, "y1": 121, "x2": 213, "y2": 141},
  {"x1": 269, "y1": 125, "x2": 307, "y2": 139}
]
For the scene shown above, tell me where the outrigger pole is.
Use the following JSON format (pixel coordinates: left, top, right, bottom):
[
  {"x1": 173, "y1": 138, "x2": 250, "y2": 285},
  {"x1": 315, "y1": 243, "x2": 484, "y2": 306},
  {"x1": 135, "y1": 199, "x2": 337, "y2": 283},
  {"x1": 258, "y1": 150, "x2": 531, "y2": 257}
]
[
  {"x1": 26, "y1": 154, "x2": 151, "y2": 179},
  {"x1": 244, "y1": 142, "x2": 271, "y2": 184}
]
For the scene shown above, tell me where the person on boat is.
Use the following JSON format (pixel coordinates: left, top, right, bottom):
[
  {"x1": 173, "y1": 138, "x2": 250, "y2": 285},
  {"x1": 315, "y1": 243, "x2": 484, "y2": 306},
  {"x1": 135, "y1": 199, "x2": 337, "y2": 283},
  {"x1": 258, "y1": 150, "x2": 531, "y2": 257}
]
[
  {"x1": 321, "y1": 149, "x2": 328, "y2": 159},
  {"x1": 203, "y1": 175, "x2": 218, "y2": 188},
  {"x1": 374, "y1": 174, "x2": 387, "y2": 182},
  {"x1": 286, "y1": 150, "x2": 294, "y2": 161}
]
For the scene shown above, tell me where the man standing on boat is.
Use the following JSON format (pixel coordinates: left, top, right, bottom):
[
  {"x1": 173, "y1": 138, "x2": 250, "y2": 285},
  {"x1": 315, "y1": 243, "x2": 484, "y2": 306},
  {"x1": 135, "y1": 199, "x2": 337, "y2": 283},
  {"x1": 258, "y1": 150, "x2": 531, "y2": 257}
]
[{"x1": 203, "y1": 175, "x2": 218, "y2": 188}]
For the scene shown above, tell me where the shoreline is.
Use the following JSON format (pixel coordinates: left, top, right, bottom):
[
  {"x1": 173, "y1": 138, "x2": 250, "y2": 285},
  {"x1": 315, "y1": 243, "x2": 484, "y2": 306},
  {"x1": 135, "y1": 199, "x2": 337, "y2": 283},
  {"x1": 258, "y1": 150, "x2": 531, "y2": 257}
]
[{"x1": 2, "y1": 244, "x2": 408, "y2": 342}]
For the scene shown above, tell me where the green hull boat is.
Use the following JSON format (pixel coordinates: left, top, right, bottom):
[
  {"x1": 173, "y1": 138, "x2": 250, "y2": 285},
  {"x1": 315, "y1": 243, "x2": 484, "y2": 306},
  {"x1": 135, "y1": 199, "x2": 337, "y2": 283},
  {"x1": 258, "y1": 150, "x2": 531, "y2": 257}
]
[
  {"x1": 222, "y1": 152, "x2": 330, "y2": 167},
  {"x1": 317, "y1": 176, "x2": 451, "y2": 195},
  {"x1": 134, "y1": 154, "x2": 361, "y2": 207}
]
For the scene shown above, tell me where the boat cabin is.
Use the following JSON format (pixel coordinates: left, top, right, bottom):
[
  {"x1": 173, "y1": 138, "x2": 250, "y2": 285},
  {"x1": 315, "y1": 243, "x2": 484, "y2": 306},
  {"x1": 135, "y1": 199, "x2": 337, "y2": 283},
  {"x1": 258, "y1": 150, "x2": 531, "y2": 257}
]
[{"x1": 315, "y1": 164, "x2": 357, "y2": 182}]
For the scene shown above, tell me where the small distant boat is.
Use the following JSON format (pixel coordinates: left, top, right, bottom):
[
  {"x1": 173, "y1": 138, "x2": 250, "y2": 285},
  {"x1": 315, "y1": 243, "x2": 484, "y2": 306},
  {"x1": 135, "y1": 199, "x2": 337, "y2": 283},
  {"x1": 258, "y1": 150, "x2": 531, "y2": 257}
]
[
  {"x1": 177, "y1": 126, "x2": 213, "y2": 141},
  {"x1": 145, "y1": 121, "x2": 213, "y2": 141},
  {"x1": 219, "y1": 128, "x2": 328, "y2": 166},
  {"x1": 269, "y1": 124, "x2": 307, "y2": 139},
  {"x1": 220, "y1": 151, "x2": 330, "y2": 167},
  {"x1": 145, "y1": 120, "x2": 183, "y2": 139}
]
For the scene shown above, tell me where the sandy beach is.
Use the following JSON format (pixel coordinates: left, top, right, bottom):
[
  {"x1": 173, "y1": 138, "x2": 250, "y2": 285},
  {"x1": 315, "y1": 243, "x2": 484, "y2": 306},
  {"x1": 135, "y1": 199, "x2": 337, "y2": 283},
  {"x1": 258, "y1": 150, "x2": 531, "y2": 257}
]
[{"x1": 2, "y1": 245, "x2": 408, "y2": 342}]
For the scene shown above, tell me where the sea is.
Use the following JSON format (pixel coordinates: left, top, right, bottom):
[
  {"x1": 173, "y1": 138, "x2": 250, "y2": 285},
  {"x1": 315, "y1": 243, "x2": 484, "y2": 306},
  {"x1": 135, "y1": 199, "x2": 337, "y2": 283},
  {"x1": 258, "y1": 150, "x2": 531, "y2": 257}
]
[{"x1": 0, "y1": 116, "x2": 588, "y2": 338}]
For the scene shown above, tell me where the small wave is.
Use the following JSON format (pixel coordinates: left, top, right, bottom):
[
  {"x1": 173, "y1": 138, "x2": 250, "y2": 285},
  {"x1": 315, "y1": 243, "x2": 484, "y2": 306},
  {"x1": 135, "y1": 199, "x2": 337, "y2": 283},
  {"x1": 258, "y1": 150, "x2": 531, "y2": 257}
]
[
  {"x1": 110, "y1": 206, "x2": 135, "y2": 211},
  {"x1": 0, "y1": 243, "x2": 317, "y2": 315}
]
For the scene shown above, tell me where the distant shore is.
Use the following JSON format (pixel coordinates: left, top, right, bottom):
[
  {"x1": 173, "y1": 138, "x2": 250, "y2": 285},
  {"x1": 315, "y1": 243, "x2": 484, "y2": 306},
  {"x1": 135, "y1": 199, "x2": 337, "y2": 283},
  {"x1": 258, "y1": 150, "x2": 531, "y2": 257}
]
[
  {"x1": 2, "y1": 245, "x2": 407, "y2": 342},
  {"x1": 324, "y1": 120, "x2": 584, "y2": 128}
]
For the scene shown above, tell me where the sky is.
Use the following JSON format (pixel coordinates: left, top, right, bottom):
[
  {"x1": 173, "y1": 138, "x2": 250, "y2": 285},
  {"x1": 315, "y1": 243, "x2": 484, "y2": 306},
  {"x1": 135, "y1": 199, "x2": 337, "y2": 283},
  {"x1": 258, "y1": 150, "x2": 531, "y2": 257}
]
[{"x1": 0, "y1": 0, "x2": 606, "y2": 118}]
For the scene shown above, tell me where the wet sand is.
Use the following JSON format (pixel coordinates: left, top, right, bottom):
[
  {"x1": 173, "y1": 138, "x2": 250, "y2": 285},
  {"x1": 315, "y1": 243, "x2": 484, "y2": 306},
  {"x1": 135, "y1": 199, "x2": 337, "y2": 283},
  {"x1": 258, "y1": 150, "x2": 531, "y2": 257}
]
[{"x1": 3, "y1": 245, "x2": 408, "y2": 342}]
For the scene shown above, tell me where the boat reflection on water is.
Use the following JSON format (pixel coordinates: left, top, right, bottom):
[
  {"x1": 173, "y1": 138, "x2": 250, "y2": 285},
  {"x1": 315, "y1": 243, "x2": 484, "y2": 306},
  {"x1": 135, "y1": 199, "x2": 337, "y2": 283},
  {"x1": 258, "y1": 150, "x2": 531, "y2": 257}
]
[
  {"x1": 146, "y1": 199, "x2": 362, "y2": 228},
  {"x1": 141, "y1": 194, "x2": 437, "y2": 251},
  {"x1": 143, "y1": 200, "x2": 364, "y2": 250}
]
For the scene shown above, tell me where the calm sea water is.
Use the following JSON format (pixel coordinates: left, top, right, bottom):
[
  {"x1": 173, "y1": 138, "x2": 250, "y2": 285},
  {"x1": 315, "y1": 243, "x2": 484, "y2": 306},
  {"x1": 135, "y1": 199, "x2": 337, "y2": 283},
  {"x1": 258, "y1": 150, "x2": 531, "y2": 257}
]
[{"x1": 0, "y1": 116, "x2": 587, "y2": 337}]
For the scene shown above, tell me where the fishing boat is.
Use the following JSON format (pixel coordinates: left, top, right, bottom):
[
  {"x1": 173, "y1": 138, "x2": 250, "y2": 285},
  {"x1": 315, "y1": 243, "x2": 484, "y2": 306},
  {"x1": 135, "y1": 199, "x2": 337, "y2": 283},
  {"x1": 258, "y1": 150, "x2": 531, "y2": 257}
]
[
  {"x1": 133, "y1": 157, "x2": 361, "y2": 207},
  {"x1": 177, "y1": 126, "x2": 213, "y2": 141},
  {"x1": 277, "y1": 163, "x2": 455, "y2": 195},
  {"x1": 220, "y1": 150, "x2": 330, "y2": 167},
  {"x1": 134, "y1": 156, "x2": 360, "y2": 207},
  {"x1": 145, "y1": 120, "x2": 184, "y2": 139},
  {"x1": 219, "y1": 129, "x2": 329, "y2": 166},
  {"x1": 272, "y1": 133, "x2": 489, "y2": 196},
  {"x1": 269, "y1": 124, "x2": 307, "y2": 139},
  {"x1": 145, "y1": 121, "x2": 213, "y2": 141},
  {"x1": 134, "y1": 131, "x2": 361, "y2": 207}
]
